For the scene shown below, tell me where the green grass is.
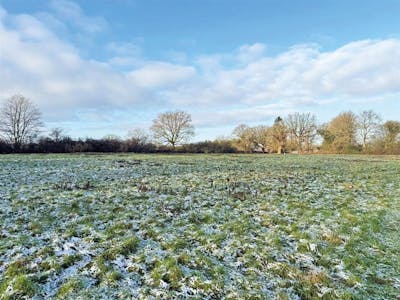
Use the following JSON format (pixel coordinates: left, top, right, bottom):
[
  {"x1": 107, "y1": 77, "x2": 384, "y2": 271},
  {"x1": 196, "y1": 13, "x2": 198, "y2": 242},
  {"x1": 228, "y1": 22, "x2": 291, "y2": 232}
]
[
  {"x1": 56, "y1": 277, "x2": 83, "y2": 299},
  {"x1": 0, "y1": 154, "x2": 399, "y2": 298}
]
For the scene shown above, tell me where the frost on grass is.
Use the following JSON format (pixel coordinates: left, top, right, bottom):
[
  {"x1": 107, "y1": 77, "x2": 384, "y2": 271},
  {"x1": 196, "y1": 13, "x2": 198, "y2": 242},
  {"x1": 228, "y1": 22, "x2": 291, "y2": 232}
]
[{"x1": 0, "y1": 154, "x2": 399, "y2": 299}]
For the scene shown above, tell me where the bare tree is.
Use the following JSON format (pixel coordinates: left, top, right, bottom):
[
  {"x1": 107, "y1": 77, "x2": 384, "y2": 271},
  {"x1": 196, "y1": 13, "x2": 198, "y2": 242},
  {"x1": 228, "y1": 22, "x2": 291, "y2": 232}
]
[
  {"x1": 232, "y1": 124, "x2": 254, "y2": 152},
  {"x1": 151, "y1": 111, "x2": 194, "y2": 148},
  {"x1": 357, "y1": 110, "x2": 382, "y2": 150},
  {"x1": 252, "y1": 125, "x2": 270, "y2": 153},
  {"x1": 127, "y1": 128, "x2": 150, "y2": 144},
  {"x1": 285, "y1": 112, "x2": 317, "y2": 153},
  {"x1": 0, "y1": 94, "x2": 43, "y2": 150},
  {"x1": 49, "y1": 127, "x2": 66, "y2": 142},
  {"x1": 232, "y1": 124, "x2": 270, "y2": 153}
]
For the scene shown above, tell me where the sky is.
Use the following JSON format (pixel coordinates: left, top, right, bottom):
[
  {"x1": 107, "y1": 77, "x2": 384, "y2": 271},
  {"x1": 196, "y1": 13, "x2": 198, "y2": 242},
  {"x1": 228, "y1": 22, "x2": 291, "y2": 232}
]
[{"x1": 0, "y1": 0, "x2": 400, "y2": 141}]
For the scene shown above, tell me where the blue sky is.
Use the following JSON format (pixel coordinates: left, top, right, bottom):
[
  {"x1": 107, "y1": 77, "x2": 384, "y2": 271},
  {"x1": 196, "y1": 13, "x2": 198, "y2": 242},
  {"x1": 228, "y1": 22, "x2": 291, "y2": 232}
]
[{"x1": 1, "y1": 0, "x2": 400, "y2": 141}]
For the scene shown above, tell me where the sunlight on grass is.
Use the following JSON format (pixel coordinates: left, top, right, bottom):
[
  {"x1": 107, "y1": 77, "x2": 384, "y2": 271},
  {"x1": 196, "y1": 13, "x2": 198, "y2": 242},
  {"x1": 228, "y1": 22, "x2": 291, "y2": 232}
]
[{"x1": 0, "y1": 154, "x2": 399, "y2": 298}]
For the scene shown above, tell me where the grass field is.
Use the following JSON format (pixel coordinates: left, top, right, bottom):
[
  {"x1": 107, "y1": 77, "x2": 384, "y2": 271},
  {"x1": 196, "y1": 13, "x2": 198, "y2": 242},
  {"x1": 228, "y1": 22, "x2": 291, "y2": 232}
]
[{"x1": 0, "y1": 154, "x2": 399, "y2": 299}]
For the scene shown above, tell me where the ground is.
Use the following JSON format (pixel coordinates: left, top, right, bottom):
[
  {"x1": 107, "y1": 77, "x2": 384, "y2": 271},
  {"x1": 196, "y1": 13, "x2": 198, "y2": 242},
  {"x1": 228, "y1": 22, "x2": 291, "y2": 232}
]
[{"x1": 0, "y1": 154, "x2": 399, "y2": 299}]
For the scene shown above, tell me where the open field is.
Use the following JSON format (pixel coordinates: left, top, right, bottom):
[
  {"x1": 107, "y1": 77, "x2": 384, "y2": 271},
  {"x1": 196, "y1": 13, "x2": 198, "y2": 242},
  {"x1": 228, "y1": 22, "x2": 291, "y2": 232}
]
[{"x1": 0, "y1": 154, "x2": 399, "y2": 299}]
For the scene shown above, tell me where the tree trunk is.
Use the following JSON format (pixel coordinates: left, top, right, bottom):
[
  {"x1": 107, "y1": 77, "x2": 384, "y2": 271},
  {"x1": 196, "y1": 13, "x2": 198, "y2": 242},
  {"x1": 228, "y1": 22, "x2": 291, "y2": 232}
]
[{"x1": 277, "y1": 145, "x2": 282, "y2": 154}]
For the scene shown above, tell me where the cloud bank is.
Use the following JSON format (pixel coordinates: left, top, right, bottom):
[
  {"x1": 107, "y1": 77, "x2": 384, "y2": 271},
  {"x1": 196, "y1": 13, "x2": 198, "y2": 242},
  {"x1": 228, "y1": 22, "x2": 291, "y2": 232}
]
[{"x1": 1, "y1": 1, "x2": 399, "y2": 138}]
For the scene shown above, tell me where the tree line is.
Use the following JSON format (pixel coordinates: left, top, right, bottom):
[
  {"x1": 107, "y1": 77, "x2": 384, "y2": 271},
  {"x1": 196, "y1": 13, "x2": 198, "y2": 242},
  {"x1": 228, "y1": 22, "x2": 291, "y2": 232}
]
[
  {"x1": 233, "y1": 111, "x2": 400, "y2": 154},
  {"x1": 1, "y1": 94, "x2": 399, "y2": 154}
]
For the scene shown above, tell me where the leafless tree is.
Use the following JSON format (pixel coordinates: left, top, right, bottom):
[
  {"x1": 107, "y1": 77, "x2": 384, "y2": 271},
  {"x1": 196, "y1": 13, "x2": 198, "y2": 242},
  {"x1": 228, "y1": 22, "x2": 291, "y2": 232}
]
[
  {"x1": 357, "y1": 110, "x2": 382, "y2": 149},
  {"x1": 232, "y1": 124, "x2": 270, "y2": 153},
  {"x1": 252, "y1": 125, "x2": 270, "y2": 153},
  {"x1": 49, "y1": 127, "x2": 66, "y2": 142},
  {"x1": 285, "y1": 112, "x2": 317, "y2": 153},
  {"x1": 127, "y1": 127, "x2": 150, "y2": 144},
  {"x1": 151, "y1": 110, "x2": 194, "y2": 148},
  {"x1": 0, "y1": 94, "x2": 43, "y2": 150},
  {"x1": 232, "y1": 124, "x2": 254, "y2": 152}
]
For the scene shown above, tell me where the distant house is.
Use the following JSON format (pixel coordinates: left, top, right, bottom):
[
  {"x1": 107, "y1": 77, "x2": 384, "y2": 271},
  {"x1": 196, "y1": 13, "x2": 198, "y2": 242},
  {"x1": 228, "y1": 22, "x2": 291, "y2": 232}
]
[{"x1": 252, "y1": 143, "x2": 269, "y2": 153}]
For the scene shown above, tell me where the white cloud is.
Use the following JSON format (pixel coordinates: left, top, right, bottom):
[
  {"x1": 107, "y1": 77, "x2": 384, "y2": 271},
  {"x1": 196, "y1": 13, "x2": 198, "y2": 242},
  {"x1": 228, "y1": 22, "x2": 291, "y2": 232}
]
[
  {"x1": 128, "y1": 63, "x2": 196, "y2": 88},
  {"x1": 302, "y1": 39, "x2": 400, "y2": 95},
  {"x1": 167, "y1": 40, "x2": 400, "y2": 108},
  {"x1": 49, "y1": 0, "x2": 107, "y2": 33},
  {"x1": 237, "y1": 43, "x2": 266, "y2": 63},
  {"x1": 0, "y1": 10, "x2": 146, "y2": 118},
  {"x1": 1, "y1": 1, "x2": 399, "y2": 138},
  {"x1": 106, "y1": 42, "x2": 143, "y2": 68},
  {"x1": 193, "y1": 105, "x2": 288, "y2": 127}
]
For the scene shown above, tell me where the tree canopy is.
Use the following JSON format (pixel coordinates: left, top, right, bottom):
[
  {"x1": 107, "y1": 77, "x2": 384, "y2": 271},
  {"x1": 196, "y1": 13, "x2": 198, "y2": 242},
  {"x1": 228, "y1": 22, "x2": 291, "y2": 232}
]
[
  {"x1": 0, "y1": 94, "x2": 43, "y2": 150},
  {"x1": 151, "y1": 111, "x2": 195, "y2": 148}
]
